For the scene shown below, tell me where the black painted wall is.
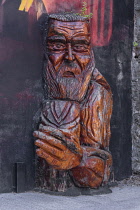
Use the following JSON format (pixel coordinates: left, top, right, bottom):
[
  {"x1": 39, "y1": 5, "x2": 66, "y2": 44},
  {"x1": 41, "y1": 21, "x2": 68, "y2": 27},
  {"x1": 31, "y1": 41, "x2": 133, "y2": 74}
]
[
  {"x1": 94, "y1": 0, "x2": 134, "y2": 180},
  {"x1": 0, "y1": 1, "x2": 43, "y2": 193},
  {"x1": 0, "y1": 0, "x2": 134, "y2": 193}
]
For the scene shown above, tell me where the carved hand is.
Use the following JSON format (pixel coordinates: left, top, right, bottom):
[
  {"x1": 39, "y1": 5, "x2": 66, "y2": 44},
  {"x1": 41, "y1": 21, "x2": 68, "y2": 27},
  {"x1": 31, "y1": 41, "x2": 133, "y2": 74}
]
[
  {"x1": 34, "y1": 124, "x2": 83, "y2": 170},
  {"x1": 71, "y1": 146, "x2": 112, "y2": 188}
]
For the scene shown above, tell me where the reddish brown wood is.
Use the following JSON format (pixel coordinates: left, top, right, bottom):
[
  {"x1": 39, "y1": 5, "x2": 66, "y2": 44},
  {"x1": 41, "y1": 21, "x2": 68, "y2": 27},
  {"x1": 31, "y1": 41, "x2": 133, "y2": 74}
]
[{"x1": 34, "y1": 14, "x2": 113, "y2": 189}]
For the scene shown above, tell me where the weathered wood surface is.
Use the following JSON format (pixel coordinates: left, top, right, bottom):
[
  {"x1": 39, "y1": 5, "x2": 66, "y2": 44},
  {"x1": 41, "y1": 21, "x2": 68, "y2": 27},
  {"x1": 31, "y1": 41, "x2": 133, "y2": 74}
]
[{"x1": 34, "y1": 14, "x2": 113, "y2": 190}]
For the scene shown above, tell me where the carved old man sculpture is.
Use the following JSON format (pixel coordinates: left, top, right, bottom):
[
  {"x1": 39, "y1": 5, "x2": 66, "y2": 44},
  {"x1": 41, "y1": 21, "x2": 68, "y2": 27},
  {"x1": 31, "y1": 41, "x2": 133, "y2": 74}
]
[{"x1": 34, "y1": 14, "x2": 113, "y2": 189}]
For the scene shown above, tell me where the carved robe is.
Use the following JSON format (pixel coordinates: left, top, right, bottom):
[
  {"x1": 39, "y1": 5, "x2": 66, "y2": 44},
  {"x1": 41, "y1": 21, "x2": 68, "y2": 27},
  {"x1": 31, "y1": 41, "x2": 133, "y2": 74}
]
[{"x1": 39, "y1": 68, "x2": 113, "y2": 188}]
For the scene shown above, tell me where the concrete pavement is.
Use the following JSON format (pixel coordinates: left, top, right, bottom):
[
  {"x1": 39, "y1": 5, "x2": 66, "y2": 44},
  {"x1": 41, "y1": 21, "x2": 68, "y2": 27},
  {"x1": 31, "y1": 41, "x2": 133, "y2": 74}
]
[{"x1": 0, "y1": 186, "x2": 140, "y2": 210}]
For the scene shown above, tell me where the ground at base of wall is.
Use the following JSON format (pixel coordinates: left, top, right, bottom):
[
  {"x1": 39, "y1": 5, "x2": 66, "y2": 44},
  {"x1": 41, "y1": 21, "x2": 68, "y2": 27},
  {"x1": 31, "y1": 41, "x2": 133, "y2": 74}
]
[
  {"x1": 0, "y1": 185, "x2": 140, "y2": 210},
  {"x1": 117, "y1": 174, "x2": 140, "y2": 187}
]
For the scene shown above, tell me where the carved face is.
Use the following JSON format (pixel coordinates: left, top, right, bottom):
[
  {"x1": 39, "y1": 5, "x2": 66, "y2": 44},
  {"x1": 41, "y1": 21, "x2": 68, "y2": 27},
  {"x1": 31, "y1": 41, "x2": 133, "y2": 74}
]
[
  {"x1": 45, "y1": 19, "x2": 94, "y2": 101},
  {"x1": 47, "y1": 20, "x2": 91, "y2": 77}
]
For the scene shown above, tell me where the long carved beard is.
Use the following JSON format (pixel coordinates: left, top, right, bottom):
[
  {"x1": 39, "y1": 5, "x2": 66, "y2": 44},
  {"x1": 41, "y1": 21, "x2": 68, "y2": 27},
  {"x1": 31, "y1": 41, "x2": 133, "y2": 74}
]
[{"x1": 44, "y1": 53, "x2": 95, "y2": 102}]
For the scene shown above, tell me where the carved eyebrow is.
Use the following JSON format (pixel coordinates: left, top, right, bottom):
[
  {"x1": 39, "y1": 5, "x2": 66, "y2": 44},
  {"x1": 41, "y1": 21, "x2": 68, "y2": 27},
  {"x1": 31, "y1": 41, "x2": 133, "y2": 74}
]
[
  {"x1": 72, "y1": 40, "x2": 90, "y2": 45},
  {"x1": 47, "y1": 36, "x2": 66, "y2": 43},
  {"x1": 49, "y1": 29, "x2": 65, "y2": 36},
  {"x1": 72, "y1": 35, "x2": 90, "y2": 43}
]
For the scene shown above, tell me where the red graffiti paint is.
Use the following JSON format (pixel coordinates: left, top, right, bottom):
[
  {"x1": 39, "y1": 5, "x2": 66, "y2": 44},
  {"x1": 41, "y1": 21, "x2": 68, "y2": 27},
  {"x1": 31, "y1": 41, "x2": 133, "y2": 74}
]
[
  {"x1": 42, "y1": 0, "x2": 81, "y2": 13},
  {"x1": 90, "y1": 0, "x2": 113, "y2": 46},
  {"x1": 1, "y1": 0, "x2": 113, "y2": 49},
  {"x1": 40, "y1": 0, "x2": 113, "y2": 46},
  {"x1": 108, "y1": 0, "x2": 113, "y2": 44},
  {"x1": 91, "y1": 0, "x2": 99, "y2": 45}
]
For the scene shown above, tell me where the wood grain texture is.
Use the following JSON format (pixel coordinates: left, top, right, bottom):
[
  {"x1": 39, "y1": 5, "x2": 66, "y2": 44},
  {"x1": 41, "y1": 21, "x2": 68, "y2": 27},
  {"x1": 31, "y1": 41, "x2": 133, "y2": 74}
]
[
  {"x1": 34, "y1": 100, "x2": 83, "y2": 170},
  {"x1": 34, "y1": 14, "x2": 113, "y2": 189}
]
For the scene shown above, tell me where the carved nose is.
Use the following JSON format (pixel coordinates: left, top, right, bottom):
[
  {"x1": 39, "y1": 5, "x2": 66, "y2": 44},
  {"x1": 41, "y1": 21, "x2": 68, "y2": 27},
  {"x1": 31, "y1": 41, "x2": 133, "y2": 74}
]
[{"x1": 65, "y1": 43, "x2": 75, "y2": 61}]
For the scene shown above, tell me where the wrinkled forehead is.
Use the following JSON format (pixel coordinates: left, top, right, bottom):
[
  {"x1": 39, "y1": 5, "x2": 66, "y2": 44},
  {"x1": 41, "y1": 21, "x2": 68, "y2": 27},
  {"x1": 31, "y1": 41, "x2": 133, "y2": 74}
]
[{"x1": 48, "y1": 19, "x2": 90, "y2": 38}]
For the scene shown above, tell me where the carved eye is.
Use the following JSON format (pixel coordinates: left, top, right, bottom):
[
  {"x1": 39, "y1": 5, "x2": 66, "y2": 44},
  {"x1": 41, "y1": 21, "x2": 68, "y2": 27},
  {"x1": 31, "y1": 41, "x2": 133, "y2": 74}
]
[
  {"x1": 55, "y1": 43, "x2": 65, "y2": 49},
  {"x1": 48, "y1": 42, "x2": 66, "y2": 51},
  {"x1": 73, "y1": 44, "x2": 88, "y2": 52}
]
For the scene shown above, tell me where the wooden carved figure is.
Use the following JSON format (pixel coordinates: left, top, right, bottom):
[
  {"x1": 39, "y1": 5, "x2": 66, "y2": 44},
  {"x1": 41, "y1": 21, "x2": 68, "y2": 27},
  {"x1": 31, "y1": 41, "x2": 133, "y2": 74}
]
[{"x1": 34, "y1": 14, "x2": 113, "y2": 190}]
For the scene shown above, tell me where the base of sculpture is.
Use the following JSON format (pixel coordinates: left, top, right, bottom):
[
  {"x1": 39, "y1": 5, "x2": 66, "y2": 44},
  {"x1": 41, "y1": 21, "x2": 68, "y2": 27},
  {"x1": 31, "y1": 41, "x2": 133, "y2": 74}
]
[{"x1": 34, "y1": 185, "x2": 112, "y2": 196}]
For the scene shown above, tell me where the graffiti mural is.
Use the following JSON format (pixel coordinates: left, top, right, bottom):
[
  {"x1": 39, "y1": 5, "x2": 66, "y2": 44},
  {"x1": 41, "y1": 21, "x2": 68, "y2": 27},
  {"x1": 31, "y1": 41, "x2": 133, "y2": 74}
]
[
  {"x1": 0, "y1": 0, "x2": 113, "y2": 46},
  {"x1": 18, "y1": 0, "x2": 113, "y2": 46}
]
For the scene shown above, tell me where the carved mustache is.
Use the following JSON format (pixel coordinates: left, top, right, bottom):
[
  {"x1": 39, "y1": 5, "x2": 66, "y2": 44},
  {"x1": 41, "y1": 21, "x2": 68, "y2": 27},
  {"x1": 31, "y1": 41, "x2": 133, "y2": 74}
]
[{"x1": 57, "y1": 61, "x2": 81, "y2": 78}]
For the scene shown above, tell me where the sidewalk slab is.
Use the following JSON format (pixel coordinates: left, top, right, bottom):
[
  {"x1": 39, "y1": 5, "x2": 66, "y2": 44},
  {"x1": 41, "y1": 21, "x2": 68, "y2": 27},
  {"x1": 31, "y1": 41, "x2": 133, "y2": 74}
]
[{"x1": 0, "y1": 186, "x2": 140, "y2": 210}]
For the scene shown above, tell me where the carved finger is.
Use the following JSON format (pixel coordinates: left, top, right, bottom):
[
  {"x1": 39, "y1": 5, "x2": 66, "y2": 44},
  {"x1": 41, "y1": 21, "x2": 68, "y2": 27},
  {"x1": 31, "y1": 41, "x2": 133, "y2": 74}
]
[
  {"x1": 39, "y1": 124, "x2": 79, "y2": 144},
  {"x1": 33, "y1": 131, "x2": 66, "y2": 150},
  {"x1": 36, "y1": 148, "x2": 61, "y2": 169},
  {"x1": 82, "y1": 146, "x2": 110, "y2": 160},
  {"x1": 36, "y1": 127, "x2": 70, "y2": 145},
  {"x1": 39, "y1": 124, "x2": 64, "y2": 139},
  {"x1": 35, "y1": 139, "x2": 65, "y2": 160},
  {"x1": 33, "y1": 130, "x2": 47, "y2": 139},
  {"x1": 34, "y1": 129, "x2": 82, "y2": 155},
  {"x1": 39, "y1": 124, "x2": 80, "y2": 148},
  {"x1": 39, "y1": 124, "x2": 69, "y2": 137}
]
